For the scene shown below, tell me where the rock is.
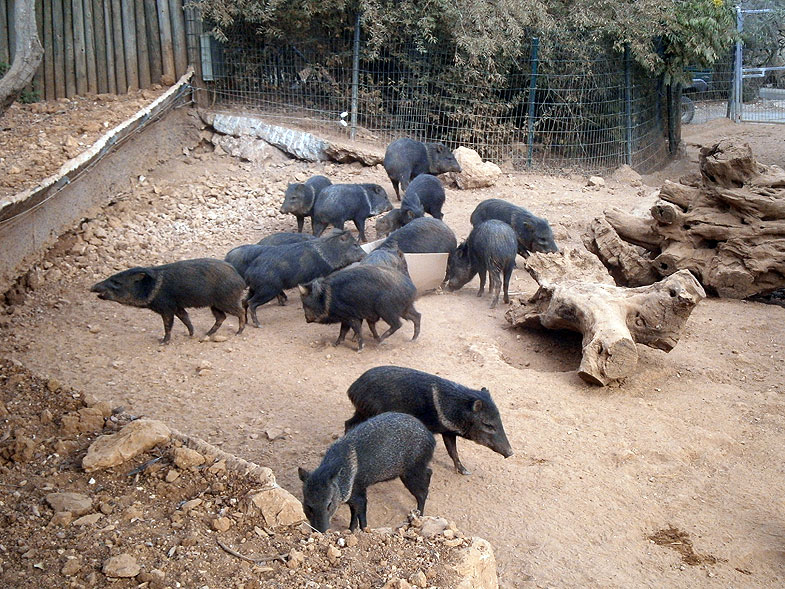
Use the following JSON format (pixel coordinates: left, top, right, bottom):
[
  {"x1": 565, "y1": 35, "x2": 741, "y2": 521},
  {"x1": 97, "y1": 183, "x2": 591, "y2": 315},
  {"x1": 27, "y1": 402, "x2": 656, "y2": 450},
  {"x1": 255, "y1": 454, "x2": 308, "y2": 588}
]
[
  {"x1": 173, "y1": 447, "x2": 205, "y2": 469},
  {"x1": 59, "y1": 414, "x2": 80, "y2": 436},
  {"x1": 181, "y1": 498, "x2": 203, "y2": 512},
  {"x1": 587, "y1": 175, "x2": 606, "y2": 188},
  {"x1": 244, "y1": 487, "x2": 305, "y2": 527},
  {"x1": 265, "y1": 427, "x2": 285, "y2": 441},
  {"x1": 61, "y1": 558, "x2": 82, "y2": 576},
  {"x1": 10, "y1": 436, "x2": 35, "y2": 462},
  {"x1": 46, "y1": 492, "x2": 93, "y2": 516},
  {"x1": 418, "y1": 516, "x2": 449, "y2": 538},
  {"x1": 77, "y1": 407, "x2": 105, "y2": 432},
  {"x1": 72, "y1": 513, "x2": 102, "y2": 526},
  {"x1": 49, "y1": 511, "x2": 74, "y2": 526},
  {"x1": 54, "y1": 440, "x2": 79, "y2": 455},
  {"x1": 409, "y1": 570, "x2": 428, "y2": 588},
  {"x1": 326, "y1": 545, "x2": 341, "y2": 564},
  {"x1": 212, "y1": 517, "x2": 232, "y2": 532},
  {"x1": 81, "y1": 122, "x2": 103, "y2": 134},
  {"x1": 165, "y1": 469, "x2": 180, "y2": 483},
  {"x1": 611, "y1": 164, "x2": 643, "y2": 186},
  {"x1": 82, "y1": 419, "x2": 171, "y2": 472},
  {"x1": 455, "y1": 538, "x2": 499, "y2": 589},
  {"x1": 40, "y1": 409, "x2": 53, "y2": 424},
  {"x1": 345, "y1": 534, "x2": 358, "y2": 548},
  {"x1": 382, "y1": 579, "x2": 412, "y2": 589},
  {"x1": 286, "y1": 549, "x2": 304, "y2": 570},
  {"x1": 46, "y1": 379, "x2": 61, "y2": 392},
  {"x1": 102, "y1": 553, "x2": 140, "y2": 578},
  {"x1": 447, "y1": 147, "x2": 502, "y2": 189},
  {"x1": 160, "y1": 74, "x2": 176, "y2": 86},
  {"x1": 213, "y1": 135, "x2": 281, "y2": 164}
]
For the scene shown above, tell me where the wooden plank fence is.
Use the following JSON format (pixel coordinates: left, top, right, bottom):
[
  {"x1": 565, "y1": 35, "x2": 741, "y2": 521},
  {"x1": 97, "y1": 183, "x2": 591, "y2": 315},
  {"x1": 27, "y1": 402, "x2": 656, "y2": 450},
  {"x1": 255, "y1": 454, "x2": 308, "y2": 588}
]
[{"x1": 1, "y1": 0, "x2": 193, "y2": 101}]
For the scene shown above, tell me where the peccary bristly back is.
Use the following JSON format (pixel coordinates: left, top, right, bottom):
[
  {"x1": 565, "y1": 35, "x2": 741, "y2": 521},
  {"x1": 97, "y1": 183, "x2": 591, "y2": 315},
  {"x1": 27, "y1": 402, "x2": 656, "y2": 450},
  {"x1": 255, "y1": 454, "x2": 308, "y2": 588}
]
[
  {"x1": 403, "y1": 174, "x2": 446, "y2": 220},
  {"x1": 225, "y1": 244, "x2": 269, "y2": 278},
  {"x1": 470, "y1": 198, "x2": 558, "y2": 256},
  {"x1": 280, "y1": 175, "x2": 332, "y2": 232},
  {"x1": 375, "y1": 208, "x2": 405, "y2": 238},
  {"x1": 299, "y1": 412, "x2": 435, "y2": 532},
  {"x1": 446, "y1": 220, "x2": 518, "y2": 308},
  {"x1": 379, "y1": 217, "x2": 457, "y2": 255},
  {"x1": 91, "y1": 258, "x2": 246, "y2": 344},
  {"x1": 361, "y1": 245, "x2": 410, "y2": 276},
  {"x1": 312, "y1": 183, "x2": 393, "y2": 242},
  {"x1": 244, "y1": 230, "x2": 365, "y2": 327},
  {"x1": 345, "y1": 366, "x2": 513, "y2": 475},
  {"x1": 257, "y1": 232, "x2": 317, "y2": 247},
  {"x1": 383, "y1": 138, "x2": 461, "y2": 200},
  {"x1": 299, "y1": 264, "x2": 420, "y2": 351}
]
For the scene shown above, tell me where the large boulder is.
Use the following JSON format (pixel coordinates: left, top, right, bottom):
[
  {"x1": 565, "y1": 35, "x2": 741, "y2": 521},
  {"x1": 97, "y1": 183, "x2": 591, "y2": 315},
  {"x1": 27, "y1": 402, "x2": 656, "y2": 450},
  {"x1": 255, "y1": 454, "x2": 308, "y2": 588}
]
[
  {"x1": 82, "y1": 419, "x2": 171, "y2": 472},
  {"x1": 447, "y1": 147, "x2": 502, "y2": 189}
]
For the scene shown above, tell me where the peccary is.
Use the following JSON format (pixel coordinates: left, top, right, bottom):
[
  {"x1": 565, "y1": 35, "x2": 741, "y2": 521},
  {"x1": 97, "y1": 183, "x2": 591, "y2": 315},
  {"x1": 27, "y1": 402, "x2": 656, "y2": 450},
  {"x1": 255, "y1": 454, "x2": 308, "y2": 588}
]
[
  {"x1": 383, "y1": 138, "x2": 461, "y2": 200},
  {"x1": 469, "y1": 198, "x2": 558, "y2": 256},
  {"x1": 257, "y1": 232, "x2": 317, "y2": 246},
  {"x1": 399, "y1": 190, "x2": 425, "y2": 224},
  {"x1": 379, "y1": 217, "x2": 457, "y2": 255},
  {"x1": 402, "y1": 174, "x2": 446, "y2": 220},
  {"x1": 91, "y1": 259, "x2": 246, "y2": 344},
  {"x1": 446, "y1": 220, "x2": 517, "y2": 308},
  {"x1": 225, "y1": 244, "x2": 292, "y2": 306},
  {"x1": 244, "y1": 231, "x2": 365, "y2": 327},
  {"x1": 299, "y1": 412, "x2": 435, "y2": 532},
  {"x1": 375, "y1": 208, "x2": 405, "y2": 237},
  {"x1": 312, "y1": 183, "x2": 392, "y2": 242},
  {"x1": 299, "y1": 264, "x2": 421, "y2": 351},
  {"x1": 280, "y1": 175, "x2": 332, "y2": 232},
  {"x1": 345, "y1": 366, "x2": 513, "y2": 475},
  {"x1": 361, "y1": 245, "x2": 409, "y2": 276}
]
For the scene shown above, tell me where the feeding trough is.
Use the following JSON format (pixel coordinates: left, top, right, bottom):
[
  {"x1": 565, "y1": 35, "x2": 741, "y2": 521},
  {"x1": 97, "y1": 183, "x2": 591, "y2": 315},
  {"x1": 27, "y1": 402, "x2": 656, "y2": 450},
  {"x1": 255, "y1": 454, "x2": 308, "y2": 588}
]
[{"x1": 361, "y1": 239, "x2": 449, "y2": 294}]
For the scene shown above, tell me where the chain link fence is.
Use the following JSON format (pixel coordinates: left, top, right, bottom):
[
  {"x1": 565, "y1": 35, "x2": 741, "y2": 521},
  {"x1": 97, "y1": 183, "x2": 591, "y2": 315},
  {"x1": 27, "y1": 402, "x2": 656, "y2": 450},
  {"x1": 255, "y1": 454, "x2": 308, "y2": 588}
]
[{"x1": 187, "y1": 17, "x2": 675, "y2": 173}]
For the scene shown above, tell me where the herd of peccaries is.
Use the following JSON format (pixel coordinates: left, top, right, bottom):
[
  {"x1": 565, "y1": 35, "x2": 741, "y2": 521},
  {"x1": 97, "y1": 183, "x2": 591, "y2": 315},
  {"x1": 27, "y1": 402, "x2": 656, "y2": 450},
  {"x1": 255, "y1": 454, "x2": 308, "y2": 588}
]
[{"x1": 90, "y1": 136, "x2": 559, "y2": 532}]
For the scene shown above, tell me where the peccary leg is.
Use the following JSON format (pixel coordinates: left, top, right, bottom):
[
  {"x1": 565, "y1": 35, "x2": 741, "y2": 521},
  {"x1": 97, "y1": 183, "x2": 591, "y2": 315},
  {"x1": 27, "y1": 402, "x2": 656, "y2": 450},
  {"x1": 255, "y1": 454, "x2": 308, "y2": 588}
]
[
  {"x1": 402, "y1": 305, "x2": 421, "y2": 341},
  {"x1": 312, "y1": 222, "x2": 326, "y2": 237},
  {"x1": 174, "y1": 308, "x2": 195, "y2": 336},
  {"x1": 160, "y1": 313, "x2": 175, "y2": 344},
  {"x1": 296, "y1": 215, "x2": 305, "y2": 233},
  {"x1": 443, "y1": 433, "x2": 470, "y2": 475},
  {"x1": 348, "y1": 489, "x2": 368, "y2": 531},
  {"x1": 489, "y1": 270, "x2": 501, "y2": 309},
  {"x1": 246, "y1": 290, "x2": 278, "y2": 328},
  {"x1": 344, "y1": 413, "x2": 364, "y2": 433},
  {"x1": 503, "y1": 265, "x2": 513, "y2": 304},
  {"x1": 205, "y1": 307, "x2": 227, "y2": 336},
  {"x1": 230, "y1": 304, "x2": 246, "y2": 334},
  {"x1": 349, "y1": 319, "x2": 365, "y2": 351},
  {"x1": 353, "y1": 218, "x2": 367, "y2": 243},
  {"x1": 392, "y1": 179, "x2": 400, "y2": 201},
  {"x1": 377, "y1": 315, "x2": 403, "y2": 343},
  {"x1": 334, "y1": 323, "x2": 351, "y2": 346},
  {"x1": 400, "y1": 466, "x2": 432, "y2": 514},
  {"x1": 477, "y1": 271, "x2": 486, "y2": 297},
  {"x1": 367, "y1": 320, "x2": 381, "y2": 341},
  {"x1": 275, "y1": 291, "x2": 288, "y2": 306}
]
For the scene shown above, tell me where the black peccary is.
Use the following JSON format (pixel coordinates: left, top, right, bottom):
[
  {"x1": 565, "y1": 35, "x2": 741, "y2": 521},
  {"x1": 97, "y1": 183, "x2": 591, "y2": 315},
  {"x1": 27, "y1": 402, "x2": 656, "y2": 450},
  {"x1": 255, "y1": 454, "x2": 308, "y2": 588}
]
[
  {"x1": 257, "y1": 232, "x2": 317, "y2": 246},
  {"x1": 299, "y1": 412, "x2": 435, "y2": 532},
  {"x1": 379, "y1": 217, "x2": 457, "y2": 255},
  {"x1": 469, "y1": 198, "x2": 558, "y2": 256},
  {"x1": 361, "y1": 245, "x2": 410, "y2": 276},
  {"x1": 244, "y1": 231, "x2": 365, "y2": 327},
  {"x1": 312, "y1": 183, "x2": 392, "y2": 242},
  {"x1": 345, "y1": 366, "x2": 513, "y2": 475},
  {"x1": 400, "y1": 189, "x2": 425, "y2": 224},
  {"x1": 299, "y1": 265, "x2": 421, "y2": 351},
  {"x1": 446, "y1": 220, "x2": 517, "y2": 308},
  {"x1": 279, "y1": 175, "x2": 332, "y2": 232},
  {"x1": 383, "y1": 138, "x2": 461, "y2": 200},
  {"x1": 91, "y1": 259, "x2": 246, "y2": 344},
  {"x1": 225, "y1": 244, "x2": 291, "y2": 306},
  {"x1": 375, "y1": 208, "x2": 405, "y2": 237},
  {"x1": 403, "y1": 174, "x2": 446, "y2": 220}
]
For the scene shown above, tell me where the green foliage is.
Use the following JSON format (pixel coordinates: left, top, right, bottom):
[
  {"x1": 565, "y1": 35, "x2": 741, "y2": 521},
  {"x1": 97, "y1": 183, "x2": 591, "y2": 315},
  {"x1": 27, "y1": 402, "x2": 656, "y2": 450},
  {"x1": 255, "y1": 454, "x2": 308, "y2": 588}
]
[
  {"x1": 0, "y1": 61, "x2": 9, "y2": 77},
  {"x1": 19, "y1": 89, "x2": 41, "y2": 104}
]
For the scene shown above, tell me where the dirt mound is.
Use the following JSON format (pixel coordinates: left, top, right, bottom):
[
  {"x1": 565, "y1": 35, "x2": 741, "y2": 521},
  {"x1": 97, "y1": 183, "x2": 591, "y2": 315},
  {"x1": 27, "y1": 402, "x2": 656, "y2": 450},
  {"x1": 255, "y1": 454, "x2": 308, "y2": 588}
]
[{"x1": 0, "y1": 360, "x2": 479, "y2": 588}]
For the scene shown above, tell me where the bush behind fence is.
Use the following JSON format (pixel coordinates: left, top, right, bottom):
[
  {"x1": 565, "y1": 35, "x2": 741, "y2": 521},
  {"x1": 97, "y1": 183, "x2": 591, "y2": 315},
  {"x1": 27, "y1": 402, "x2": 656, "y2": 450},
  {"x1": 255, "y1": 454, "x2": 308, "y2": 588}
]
[{"x1": 194, "y1": 19, "x2": 673, "y2": 174}]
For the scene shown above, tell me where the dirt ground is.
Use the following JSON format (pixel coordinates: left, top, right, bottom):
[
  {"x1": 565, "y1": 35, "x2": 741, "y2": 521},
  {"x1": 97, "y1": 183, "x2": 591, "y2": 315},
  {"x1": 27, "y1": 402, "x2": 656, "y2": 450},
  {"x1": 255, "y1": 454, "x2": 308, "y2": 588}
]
[{"x1": 1, "y1": 97, "x2": 785, "y2": 588}]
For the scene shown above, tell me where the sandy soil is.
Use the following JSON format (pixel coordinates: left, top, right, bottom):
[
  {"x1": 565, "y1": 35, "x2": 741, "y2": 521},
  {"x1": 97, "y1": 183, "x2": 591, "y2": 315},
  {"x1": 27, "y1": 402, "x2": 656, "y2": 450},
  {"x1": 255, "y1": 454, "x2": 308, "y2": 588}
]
[{"x1": 1, "y1": 107, "x2": 784, "y2": 588}]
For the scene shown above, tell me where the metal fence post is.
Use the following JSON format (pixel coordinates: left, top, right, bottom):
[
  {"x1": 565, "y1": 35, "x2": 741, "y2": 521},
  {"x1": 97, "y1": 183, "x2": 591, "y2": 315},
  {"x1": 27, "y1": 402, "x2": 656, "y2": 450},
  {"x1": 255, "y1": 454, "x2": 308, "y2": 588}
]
[
  {"x1": 731, "y1": 5, "x2": 743, "y2": 121},
  {"x1": 350, "y1": 12, "x2": 361, "y2": 141},
  {"x1": 624, "y1": 44, "x2": 633, "y2": 166},
  {"x1": 526, "y1": 37, "x2": 540, "y2": 169}
]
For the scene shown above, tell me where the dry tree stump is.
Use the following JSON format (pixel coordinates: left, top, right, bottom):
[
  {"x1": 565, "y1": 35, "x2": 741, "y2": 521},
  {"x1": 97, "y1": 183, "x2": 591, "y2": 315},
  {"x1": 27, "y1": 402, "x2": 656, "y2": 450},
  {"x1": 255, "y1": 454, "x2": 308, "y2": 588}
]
[
  {"x1": 506, "y1": 249, "x2": 706, "y2": 386},
  {"x1": 585, "y1": 140, "x2": 785, "y2": 298}
]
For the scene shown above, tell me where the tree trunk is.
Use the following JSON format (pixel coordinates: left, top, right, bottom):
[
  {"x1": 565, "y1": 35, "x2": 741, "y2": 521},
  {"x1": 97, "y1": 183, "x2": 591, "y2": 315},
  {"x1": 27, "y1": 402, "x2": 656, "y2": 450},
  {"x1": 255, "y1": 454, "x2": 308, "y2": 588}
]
[
  {"x1": 0, "y1": 0, "x2": 44, "y2": 117},
  {"x1": 506, "y1": 249, "x2": 706, "y2": 386}
]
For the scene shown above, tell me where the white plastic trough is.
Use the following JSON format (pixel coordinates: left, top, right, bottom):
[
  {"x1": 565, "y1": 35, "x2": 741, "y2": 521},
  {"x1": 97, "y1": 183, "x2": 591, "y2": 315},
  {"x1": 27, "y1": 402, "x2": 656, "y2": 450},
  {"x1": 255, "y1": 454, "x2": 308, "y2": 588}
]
[{"x1": 361, "y1": 239, "x2": 449, "y2": 294}]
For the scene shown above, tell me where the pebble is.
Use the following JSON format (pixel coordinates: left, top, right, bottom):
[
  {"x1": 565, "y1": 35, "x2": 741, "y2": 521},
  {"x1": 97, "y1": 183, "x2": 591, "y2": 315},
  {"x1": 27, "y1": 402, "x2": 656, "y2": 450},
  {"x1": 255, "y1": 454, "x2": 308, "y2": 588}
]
[
  {"x1": 327, "y1": 545, "x2": 341, "y2": 564},
  {"x1": 61, "y1": 558, "x2": 82, "y2": 576},
  {"x1": 212, "y1": 517, "x2": 232, "y2": 532},
  {"x1": 102, "y1": 553, "x2": 140, "y2": 578}
]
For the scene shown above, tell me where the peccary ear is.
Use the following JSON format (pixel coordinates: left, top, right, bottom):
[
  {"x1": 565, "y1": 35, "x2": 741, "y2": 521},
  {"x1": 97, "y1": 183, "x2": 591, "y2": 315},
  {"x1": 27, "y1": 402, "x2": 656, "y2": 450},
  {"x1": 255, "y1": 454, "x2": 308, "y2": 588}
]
[
  {"x1": 128, "y1": 268, "x2": 156, "y2": 300},
  {"x1": 298, "y1": 467, "x2": 311, "y2": 482},
  {"x1": 298, "y1": 284, "x2": 312, "y2": 296},
  {"x1": 471, "y1": 399, "x2": 484, "y2": 412},
  {"x1": 435, "y1": 144, "x2": 445, "y2": 153}
]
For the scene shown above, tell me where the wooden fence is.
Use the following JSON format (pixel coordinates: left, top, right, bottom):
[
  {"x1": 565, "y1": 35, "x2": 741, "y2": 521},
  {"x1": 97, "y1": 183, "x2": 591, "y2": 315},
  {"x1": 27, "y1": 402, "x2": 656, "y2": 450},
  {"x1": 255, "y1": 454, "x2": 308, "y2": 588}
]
[{"x1": 1, "y1": 0, "x2": 194, "y2": 101}]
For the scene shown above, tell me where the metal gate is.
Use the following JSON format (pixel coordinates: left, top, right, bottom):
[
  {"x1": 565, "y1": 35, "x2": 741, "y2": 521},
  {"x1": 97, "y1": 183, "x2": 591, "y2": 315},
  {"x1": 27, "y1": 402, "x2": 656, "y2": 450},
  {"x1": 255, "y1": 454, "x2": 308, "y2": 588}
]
[{"x1": 730, "y1": 6, "x2": 785, "y2": 123}]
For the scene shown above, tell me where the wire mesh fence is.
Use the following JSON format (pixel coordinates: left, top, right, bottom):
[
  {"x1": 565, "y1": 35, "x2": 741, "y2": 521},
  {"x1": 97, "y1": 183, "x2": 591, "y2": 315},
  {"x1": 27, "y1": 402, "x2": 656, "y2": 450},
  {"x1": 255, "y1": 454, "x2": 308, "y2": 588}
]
[{"x1": 186, "y1": 16, "x2": 675, "y2": 173}]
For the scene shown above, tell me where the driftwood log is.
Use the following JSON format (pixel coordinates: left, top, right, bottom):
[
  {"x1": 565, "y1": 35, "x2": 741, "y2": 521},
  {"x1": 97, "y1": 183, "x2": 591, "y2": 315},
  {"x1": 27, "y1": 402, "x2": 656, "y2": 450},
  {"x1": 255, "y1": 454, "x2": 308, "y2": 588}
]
[
  {"x1": 506, "y1": 249, "x2": 706, "y2": 386},
  {"x1": 585, "y1": 140, "x2": 785, "y2": 298}
]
